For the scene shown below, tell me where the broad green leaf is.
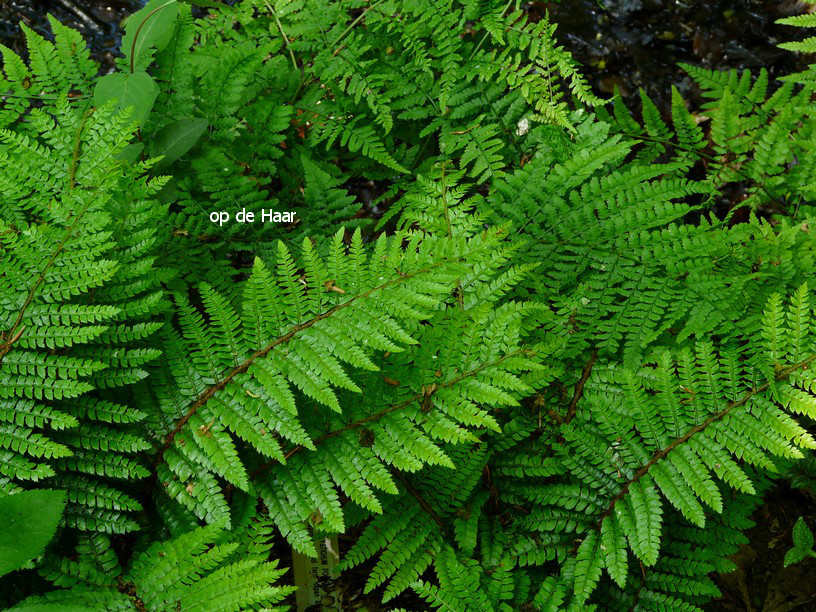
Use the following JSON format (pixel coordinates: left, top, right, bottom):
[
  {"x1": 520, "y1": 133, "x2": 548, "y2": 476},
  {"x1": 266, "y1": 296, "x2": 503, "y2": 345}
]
[
  {"x1": 94, "y1": 72, "x2": 159, "y2": 127},
  {"x1": 149, "y1": 118, "x2": 208, "y2": 168},
  {"x1": 784, "y1": 545, "x2": 809, "y2": 567},
  {"x1": 115, "y1": 142, "x2": 145, "y2": 164},
  {"x1": 0, "y1": 490, "x2": 67, "y2": 577},
  {"x1": 122, "y1": 0, "x2": 179, "y2": 72}
]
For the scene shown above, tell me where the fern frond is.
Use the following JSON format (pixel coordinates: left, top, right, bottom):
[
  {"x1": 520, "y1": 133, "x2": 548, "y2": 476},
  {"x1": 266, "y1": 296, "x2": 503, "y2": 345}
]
[{"x1": 19, "y1": 523, "x2": 294, "y2": 611}]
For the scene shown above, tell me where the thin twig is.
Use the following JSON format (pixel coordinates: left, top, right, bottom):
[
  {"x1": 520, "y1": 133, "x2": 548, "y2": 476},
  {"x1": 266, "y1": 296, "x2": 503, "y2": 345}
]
[
  {"x1": 154, "y1": 253, "x2": 499, "y2": 465},
  {"x1": 593, "y1": 353, "x2": 816, "y2": 529},
  {"x1": 155, "y1": 284, "x2": 392, "y2": 464},
  {"x1": 0, "y1": 108, "x2": 94, "y2": 364},
  {"x1": 565, "y1": 348, "x2": 598, "y2": 423},
  {"x1": 391, "y1": 469, "x2": 444, "y2": 528},
  {"x1": 245, "y1": 350, "x2": 527, "y2": 483},
  {"x1": 264, "y1": 0, "x2": 298, "y2": 72},
  {"x1": 330, "y1": 0, "x2": 388, "y2": 56}
]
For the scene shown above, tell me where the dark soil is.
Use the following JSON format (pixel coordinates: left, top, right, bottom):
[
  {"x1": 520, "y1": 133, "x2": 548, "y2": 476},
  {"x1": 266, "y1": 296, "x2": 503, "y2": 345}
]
[
  {"x1": 0, "y1": 0, "x2": 144, "y2": 73},
  {"x1": 710, "y1": 483, "x2": 816, "y2": 612},
  {"x1": 537, "y1": 0, "x2": 812, "y2": 111},
  {"x1": 1, "y1": 0, "x2": 810, "y2": 102}
]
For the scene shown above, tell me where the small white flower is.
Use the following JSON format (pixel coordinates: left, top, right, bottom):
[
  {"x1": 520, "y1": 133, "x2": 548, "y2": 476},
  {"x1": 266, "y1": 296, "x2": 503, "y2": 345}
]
[{"x1": 515, "y1": 117, "x2": 529, "y2": 136}]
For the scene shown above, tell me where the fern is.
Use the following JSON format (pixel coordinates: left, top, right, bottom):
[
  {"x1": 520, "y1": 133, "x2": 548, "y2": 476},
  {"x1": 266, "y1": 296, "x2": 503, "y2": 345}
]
[
  {"x1": 4, "y1": 2, "x2": 816, "y2": 611},
  {"x1": 14, "y1": 520, "x2": 293, "y2": 610},
  {"x1": 0, "y1": 74, "x2": 167, "y2": 531},
  {"x1": 148, "y1": 226, "x2": 540, "y2": 540}
]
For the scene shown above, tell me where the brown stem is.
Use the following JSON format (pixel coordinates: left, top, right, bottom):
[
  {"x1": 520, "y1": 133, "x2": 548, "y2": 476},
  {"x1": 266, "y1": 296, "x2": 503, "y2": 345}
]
[
  {"x1": 245, "y1": 350, "x2": 527, "y2": 482},
  {"x1": 593, "y1": 353, "x2": 816, "y2": 530},
  {"x1": 157, "y1": 288, "x2": 389, "y2": 463},
  {"x1": 0, "y1": 108, "x2": 94, "y2": 365},
  {"x1": 154, "y1": 256, "x2": 478, "y2": 465},
  {"x1": 565, "y1": 348, "x2": 598, "y2": 424},
  {"x1": 391, "y1": 468, "x2": 444, "y2": 528},
  {"x1": 129, "y1": 1, "x2": 177, "y2": 74},
  {"x1": 117, "y1": 579, "x2": 148, "y2": 612}
]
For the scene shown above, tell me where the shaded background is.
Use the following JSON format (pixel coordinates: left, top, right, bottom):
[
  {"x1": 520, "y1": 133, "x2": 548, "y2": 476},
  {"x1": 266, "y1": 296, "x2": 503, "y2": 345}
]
[{"x1": 0, "y1": 0, "x2": 809, "y2": 109}]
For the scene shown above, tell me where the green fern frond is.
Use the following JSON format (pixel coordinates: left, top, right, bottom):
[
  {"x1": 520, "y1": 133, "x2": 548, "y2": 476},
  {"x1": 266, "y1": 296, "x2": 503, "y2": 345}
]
[
  {"x1": 0, "y1": 93, "x2": 166, "y2": 530},
  {"x1": 17, "y1": 523, "x2": 294, "y2": 611}
]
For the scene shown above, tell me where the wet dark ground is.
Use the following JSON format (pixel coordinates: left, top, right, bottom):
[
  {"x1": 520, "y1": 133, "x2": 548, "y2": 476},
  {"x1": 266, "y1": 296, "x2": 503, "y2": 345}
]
[
  {"x1": 541, "y1": 0, "x2": 812, "y2": 110},
  {"x1": 0, "y1": 0, "x2": 144, "y2": 72},
  {"x1": 1, "y1": 0, "x2": 811, "y2": 98},
  {"x1": 711, "y1": 482, "x2": 816, "y2": 612},
  {"x1": 2, "y1": 1, "x2": 816, "y2": 610}
]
